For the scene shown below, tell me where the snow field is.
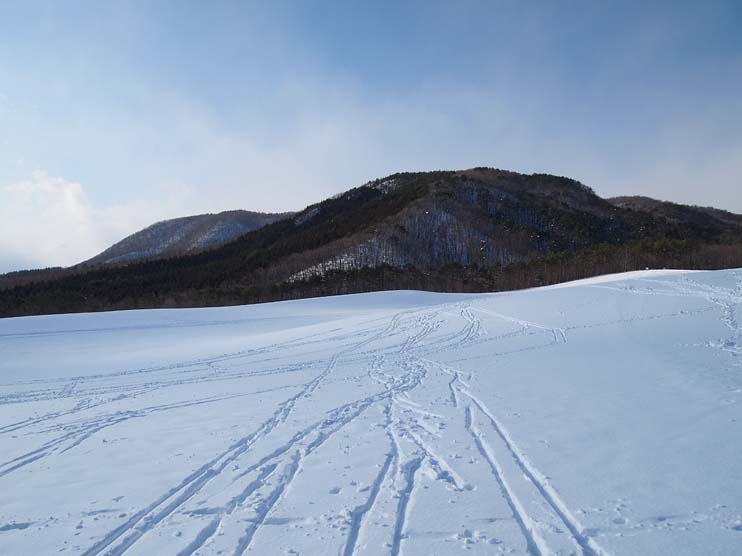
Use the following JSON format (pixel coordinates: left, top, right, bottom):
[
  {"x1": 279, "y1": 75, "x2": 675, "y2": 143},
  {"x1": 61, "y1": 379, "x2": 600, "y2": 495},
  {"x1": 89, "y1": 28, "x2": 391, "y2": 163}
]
[{"x1": 0, "y1": 269, "x2": 741, "y2": 555}]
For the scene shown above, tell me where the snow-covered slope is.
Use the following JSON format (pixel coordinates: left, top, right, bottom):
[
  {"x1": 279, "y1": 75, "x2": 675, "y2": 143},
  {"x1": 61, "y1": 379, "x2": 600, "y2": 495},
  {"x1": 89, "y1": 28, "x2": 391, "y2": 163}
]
[{"x1": 1, "y1": 270, "x2": 741, "y2": 556}]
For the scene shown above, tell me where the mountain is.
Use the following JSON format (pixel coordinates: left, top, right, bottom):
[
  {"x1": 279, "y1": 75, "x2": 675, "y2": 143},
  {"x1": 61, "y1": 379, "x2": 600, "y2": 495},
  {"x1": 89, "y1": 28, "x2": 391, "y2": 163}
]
[
  {"x1": 608, "y1": 195, "x2": 742, "y2": 233},
  {"x1": 2, "y1": 167, "x2": 742, "y2": 317},
  {"x1": 82, "y1": 209, "x2": 293, "y2": 267}
]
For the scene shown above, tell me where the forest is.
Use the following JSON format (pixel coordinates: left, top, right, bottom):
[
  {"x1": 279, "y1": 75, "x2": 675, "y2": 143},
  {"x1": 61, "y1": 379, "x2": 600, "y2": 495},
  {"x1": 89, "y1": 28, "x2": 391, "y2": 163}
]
[{"x1": 2, "y1": 168, "x2": 741, "y2": 317}]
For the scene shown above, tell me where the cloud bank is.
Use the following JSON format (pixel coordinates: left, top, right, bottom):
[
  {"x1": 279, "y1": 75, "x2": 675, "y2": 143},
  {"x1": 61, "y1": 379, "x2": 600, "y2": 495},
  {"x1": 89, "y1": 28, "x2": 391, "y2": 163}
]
[{"x1": 0, "y1": 172, "x2": 189, "y2": 273}]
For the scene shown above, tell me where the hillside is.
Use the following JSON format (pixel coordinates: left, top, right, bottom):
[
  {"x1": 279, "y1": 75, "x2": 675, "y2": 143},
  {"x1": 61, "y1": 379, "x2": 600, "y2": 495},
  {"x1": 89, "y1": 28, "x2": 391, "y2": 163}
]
[
  {"x1": 2, "y1": 168, "x2": 742, "y2": 317},
  {"x1": 1, "y1": 269, "x2": 740, "y2": 555},
  {"x1": 608, "y1": 195, "x2": 742, "y2": 232},
  {"x1": 82, "y1": 209, "x2": 293, "y2": 266}
]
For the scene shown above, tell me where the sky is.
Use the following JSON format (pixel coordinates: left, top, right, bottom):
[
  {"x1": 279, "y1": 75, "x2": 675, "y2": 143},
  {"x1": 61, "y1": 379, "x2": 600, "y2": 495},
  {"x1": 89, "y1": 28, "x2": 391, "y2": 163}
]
[{"x1": 1, "y1": 0, "x2": 741, "y2": 272}]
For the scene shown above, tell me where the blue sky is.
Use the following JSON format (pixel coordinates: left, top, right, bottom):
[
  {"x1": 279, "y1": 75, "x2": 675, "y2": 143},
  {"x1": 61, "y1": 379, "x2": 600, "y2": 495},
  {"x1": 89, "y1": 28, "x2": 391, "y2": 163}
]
[{"x1": 1, "y1": 1, "x2": 741, "y2": 271}]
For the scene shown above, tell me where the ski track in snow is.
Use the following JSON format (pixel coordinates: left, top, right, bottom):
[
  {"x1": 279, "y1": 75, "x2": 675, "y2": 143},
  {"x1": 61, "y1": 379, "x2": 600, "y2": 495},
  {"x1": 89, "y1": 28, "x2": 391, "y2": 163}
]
[{"x1": 1, "y1": 270, "x2": 742, "y2": 555}]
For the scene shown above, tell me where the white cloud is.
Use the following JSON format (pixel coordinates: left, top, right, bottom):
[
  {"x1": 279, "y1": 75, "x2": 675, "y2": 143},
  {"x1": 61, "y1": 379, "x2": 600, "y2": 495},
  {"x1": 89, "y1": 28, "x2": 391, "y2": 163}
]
[{"x1": 0, "y1": 171, "x2": 187, "y2": 273}]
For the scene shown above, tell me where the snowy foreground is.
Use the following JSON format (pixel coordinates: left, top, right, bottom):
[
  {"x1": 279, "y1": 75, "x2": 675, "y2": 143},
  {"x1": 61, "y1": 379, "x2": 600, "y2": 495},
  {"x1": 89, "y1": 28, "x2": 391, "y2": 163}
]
[{"x1": 1, "y1": 270, "x2": 741, "y2": 556}]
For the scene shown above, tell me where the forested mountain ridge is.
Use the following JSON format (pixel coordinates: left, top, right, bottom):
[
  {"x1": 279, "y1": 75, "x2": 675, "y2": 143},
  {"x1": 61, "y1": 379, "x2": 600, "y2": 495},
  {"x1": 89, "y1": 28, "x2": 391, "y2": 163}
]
[
  {"x1": 0, "y1": 210, "x2": 291, "y2": 291},
  {"x1": 83, "y1": 209, "x2": 293, "y2": 266},
  {"x1": 608, "y1": 195, "x2": 742, "y2": 232},
  {"x1": 3, "y1": 167, "x2": 742, "y2": 317}
]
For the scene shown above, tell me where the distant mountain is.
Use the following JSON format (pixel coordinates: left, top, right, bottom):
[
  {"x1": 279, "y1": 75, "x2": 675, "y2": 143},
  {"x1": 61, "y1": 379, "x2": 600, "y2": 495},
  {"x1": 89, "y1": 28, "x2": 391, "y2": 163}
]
[
  {"x1": 608, "y1": 196, "x2": 742, "y2": 233},
  {"x1": 3, "y1": 168, "x2": 742, "y2": 317},
  {"x1": 82, "y1": 210, "x2": 293, "y2": 267}
]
